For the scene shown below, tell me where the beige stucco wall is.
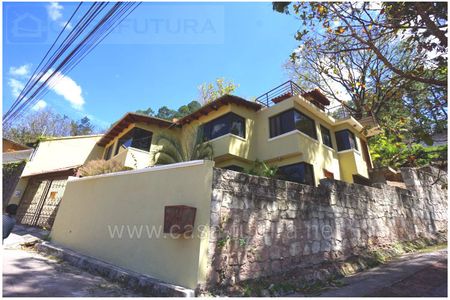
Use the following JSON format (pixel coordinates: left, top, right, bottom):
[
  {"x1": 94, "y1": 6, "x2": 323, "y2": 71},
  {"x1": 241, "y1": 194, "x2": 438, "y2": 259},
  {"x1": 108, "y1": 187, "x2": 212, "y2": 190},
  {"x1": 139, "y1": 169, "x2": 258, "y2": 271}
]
[
  {"x1": 22, "y1": 135, "x2": 104, "y2": 177},
  {"x1": 8, "y1": 177, "x2": 29, "y2": 205},
  {"x1": 50, "y1": 160, "x2": 214, "y2": 289},
  {"x1": 103, "y1": 122, "x2": 180, "y2": 168}
]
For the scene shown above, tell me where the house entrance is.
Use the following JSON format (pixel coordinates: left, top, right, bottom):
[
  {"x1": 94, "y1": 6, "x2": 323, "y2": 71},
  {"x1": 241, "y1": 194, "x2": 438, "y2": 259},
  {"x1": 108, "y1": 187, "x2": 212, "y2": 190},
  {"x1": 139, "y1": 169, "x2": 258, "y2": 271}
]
[{"x1": 16, "y1": 176, "x2": 68, "y2": 229}]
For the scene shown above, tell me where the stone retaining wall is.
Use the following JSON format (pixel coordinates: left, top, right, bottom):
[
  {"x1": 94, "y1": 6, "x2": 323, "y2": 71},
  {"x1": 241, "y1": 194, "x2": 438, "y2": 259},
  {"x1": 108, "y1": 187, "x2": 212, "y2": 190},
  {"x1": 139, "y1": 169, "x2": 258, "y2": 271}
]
[{"x1": 205, "y1": 167, "x2": 447, "y2": 287}]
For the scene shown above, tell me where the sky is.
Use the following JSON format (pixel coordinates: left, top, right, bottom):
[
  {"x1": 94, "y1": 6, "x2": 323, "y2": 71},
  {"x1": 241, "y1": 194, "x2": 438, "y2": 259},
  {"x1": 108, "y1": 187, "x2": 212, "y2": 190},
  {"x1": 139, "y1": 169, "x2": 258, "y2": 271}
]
[{"x1": 3, "y1": 2, "x2": 301, "y2": 130}]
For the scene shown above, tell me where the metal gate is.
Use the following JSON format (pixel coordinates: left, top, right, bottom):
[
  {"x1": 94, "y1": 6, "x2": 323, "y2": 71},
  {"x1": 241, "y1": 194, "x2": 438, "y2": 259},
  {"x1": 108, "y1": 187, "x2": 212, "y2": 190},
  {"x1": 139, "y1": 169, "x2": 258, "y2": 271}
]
[{"x1": 16, "y1": 177, "x2": 68, "y2": 229}]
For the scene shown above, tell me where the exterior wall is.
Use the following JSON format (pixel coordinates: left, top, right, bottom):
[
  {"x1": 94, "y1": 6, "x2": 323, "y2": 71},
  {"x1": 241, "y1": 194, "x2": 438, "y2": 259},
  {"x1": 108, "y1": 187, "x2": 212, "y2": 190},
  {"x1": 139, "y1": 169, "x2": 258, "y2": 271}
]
[
  {"x1": 181, "y1": 104, "x2": 258, "y2": 167},
  {"x1": 254, "y1": 97, "x2": 343, "y2": 185},
  {"x1": 22, "y1": 135, "x2": 104, "y2": 177},
  {"x1": 8, "y1": 177, "x2": 29, "y2": 205},
  {"x1": 2, "y1": 161, "x2": 26, "y2": 208},
  {"x1": 205, "y1": 167, "x2": 447, "y2": 287},
  {"x1": 50, "y1": 160, "x2": 215, "y2": 289},
  {"x1": 103, "y1": 122, "x2": 180, "y2": 168}
]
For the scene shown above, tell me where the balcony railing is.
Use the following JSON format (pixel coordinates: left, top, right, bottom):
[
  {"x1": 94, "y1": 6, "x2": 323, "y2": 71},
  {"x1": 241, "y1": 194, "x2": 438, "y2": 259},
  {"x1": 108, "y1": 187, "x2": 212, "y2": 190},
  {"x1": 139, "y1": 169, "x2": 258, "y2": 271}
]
[
  {"x1": 256, "y1": 80, "x2": 354, "y2": 120},
  {"x1": 255, "y1": 80, "x2": 305, "y2": 107}
]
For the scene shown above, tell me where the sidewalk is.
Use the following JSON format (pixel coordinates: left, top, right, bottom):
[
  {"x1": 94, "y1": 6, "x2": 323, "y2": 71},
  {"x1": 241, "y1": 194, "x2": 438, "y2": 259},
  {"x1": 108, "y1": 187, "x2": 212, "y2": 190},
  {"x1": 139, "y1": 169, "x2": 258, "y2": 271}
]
[
  {"x1": 293, "y1": 248, "x2": 448, "y2": 297},
  {"x1": 3, "y1": 225, "x2": 143, "y2": 297}
]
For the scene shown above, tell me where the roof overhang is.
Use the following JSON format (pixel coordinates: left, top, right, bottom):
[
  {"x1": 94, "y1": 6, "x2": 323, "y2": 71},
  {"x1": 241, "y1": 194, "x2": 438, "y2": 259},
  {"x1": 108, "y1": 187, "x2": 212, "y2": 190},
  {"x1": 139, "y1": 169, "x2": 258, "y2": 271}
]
[
  {"x1": 97, "y1": 113, "x2": 175, "y2": 147},
  {"x1": 177, "y1": 95, "x2": 262, "y2": 125}
]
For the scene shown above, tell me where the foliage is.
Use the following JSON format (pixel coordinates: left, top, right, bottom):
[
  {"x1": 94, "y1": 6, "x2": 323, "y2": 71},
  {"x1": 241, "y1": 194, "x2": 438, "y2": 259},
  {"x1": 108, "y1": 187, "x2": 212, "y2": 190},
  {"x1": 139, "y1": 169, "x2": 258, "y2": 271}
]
[
  {"x1": 369, "y1": 128, "x2": 447, "y2": 169},
  {"x1": 152, "y1": 128, "x2": 213, "y2": 164},
  {"x1": 198, "y1": 78, "x2": 239, "y2": 105},
  {"x1": 244, "y1": 160, "x2": 278, "y2": 178},
  {"x1": 279, "y1": 2, "x2": 447, "y2": 145},
  {"x1": 3, "y1": 109, "x2": 98, "y2": 145},
  {"x1": 78, "y1": 159, "x2": 133, "y2": 177},
  {"x1": 136, "y1": 101, "x2": 201, "y2": 121},
  {"x1": 70, "y1": 116, "x2": 95, "y2": 136},
  {"x1": 274, "y1": 2, "x2": 447, "y2": 87}
]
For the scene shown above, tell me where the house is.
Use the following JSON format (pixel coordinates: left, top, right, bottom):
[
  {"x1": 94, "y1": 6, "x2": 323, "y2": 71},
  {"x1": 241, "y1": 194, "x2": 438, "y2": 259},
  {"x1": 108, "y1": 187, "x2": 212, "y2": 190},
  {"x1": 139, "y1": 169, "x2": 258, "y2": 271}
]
[
  {"x1": 9, "y1": 135, "x2": 103, "y2": 228},
  {"x1": 99, "y1": 81, "x2": 376, "y2": 186},
  {"x1": 2, "y1": 138, "x2": 33, "y2": 208},
  {"x1": 9, "y1": 81, "x2": 377, "y2": 229}
]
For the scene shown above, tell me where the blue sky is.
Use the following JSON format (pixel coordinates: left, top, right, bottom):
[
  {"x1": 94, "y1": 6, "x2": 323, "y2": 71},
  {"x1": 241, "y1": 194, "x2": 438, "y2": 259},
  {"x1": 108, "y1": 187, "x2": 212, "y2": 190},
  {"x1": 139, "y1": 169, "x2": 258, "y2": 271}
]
[{"x1": 3, "y1": 2, "x2": 300, "y2": 129}]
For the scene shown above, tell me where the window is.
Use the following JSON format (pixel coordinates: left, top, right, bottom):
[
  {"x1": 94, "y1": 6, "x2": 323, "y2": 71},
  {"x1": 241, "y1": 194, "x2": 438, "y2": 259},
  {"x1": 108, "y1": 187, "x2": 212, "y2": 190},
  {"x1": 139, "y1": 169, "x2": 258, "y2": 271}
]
[
  {"x1": 114, "y1": 127, "x2": 152, "y2": 156},
  {"x1": 335, "y1": 129, "x2": 358, "y2": 151},
  {"x1": 294, "y1": 110, "x2": 317, "y2": 139},
  {"x1": 277, "y1": 162, "x2": 315, "y2": 186},
  {"x1": 269, "y1": 109, "x2": 317, "y2": 139},
  {"x1": 320, "y1": 125, "x2": 333, "y2": 148},
  {"x1": 104, "y1": 144, "x2": 113, "y2": 160},
  {"x1": 199, "y1": 113, "x2": 245, "y2": 141}
]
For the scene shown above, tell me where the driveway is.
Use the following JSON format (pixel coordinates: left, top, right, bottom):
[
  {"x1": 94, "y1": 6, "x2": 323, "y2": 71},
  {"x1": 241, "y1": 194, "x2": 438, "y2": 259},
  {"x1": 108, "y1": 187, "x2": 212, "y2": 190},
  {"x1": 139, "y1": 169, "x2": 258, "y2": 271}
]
[
  {"x1": 3, "y1": 227, "x2": 143, "y2": 297},
  {"x1": 296, "y1": 248, "x2": 448, "y2": 297}
]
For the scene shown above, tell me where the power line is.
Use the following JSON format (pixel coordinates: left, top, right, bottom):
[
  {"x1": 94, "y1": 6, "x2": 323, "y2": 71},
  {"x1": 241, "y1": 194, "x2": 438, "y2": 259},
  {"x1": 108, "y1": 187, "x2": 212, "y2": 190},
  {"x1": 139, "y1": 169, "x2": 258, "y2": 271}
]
[{"x1": 4, "y1": 2, "x2": 142, "y2": 125}]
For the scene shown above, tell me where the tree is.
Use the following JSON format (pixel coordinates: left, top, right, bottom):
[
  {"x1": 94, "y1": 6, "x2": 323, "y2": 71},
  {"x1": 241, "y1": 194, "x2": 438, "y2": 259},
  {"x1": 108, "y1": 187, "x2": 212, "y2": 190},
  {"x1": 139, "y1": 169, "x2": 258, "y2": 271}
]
[
  {"x1": 70, "y1": 116, "x2": 95, "y2": 136},
  {"x1": 152, "y1": 128, "x2": 213, "y2": 164},
  {"x1": 3, "y1": 109, "x2": 73, "y2": 145},
  {"x1": 273, "y1": 2, "x2": 447, "y2": 87},
  {"x1": 155, "y1": 106, "x2": 177, "y2": 120},
  {"x1": 198, "y1": 78, "x2": 239, "y2": 105},
  {"x1": 135, "y1": 107, "x2": 155, "y2": 116}
]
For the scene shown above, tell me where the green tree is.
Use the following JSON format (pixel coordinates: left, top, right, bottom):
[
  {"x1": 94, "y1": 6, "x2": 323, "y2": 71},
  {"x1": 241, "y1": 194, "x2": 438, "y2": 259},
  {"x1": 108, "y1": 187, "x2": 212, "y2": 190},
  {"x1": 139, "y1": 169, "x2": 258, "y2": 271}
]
[
  {"x1": 155, "y1": 106, "x2": 177, "y2": 120},
  {"x1": 136, "y1": 107, "x2": 155, "y2": 116},
  {"x1": 273, "y1": 2, "x2": 447, "y2": 87},
  {"x1": 70, "y1": 116, "x2": 95, "y2": 136},
  {"x1": 198, "y1": 78, "x2": 239, "y2": 104},
  {"x1": 152, "y1": 128, "x2": 213, "y2": 164}
]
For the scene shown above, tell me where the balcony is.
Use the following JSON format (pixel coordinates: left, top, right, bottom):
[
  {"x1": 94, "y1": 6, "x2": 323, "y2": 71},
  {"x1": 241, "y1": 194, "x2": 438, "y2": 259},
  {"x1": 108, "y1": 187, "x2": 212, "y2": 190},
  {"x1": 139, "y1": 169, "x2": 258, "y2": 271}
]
[
  {"x1": 255, "y1": 80, "x2": 354, "y2": 120},
  {"x1": 110, "y1": 147, "x2": 151, "y2": 169}
]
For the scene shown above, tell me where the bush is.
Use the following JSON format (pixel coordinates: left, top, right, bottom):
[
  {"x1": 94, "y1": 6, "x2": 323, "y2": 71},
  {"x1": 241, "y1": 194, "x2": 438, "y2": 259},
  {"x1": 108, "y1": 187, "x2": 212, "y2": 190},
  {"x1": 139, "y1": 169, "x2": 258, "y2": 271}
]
[
  {"x1": 244, "y1": 160, "x2": 278, "y2": 178},
  {"x1": 78, "y1": 159, "x2": 133, "y2": 177}
]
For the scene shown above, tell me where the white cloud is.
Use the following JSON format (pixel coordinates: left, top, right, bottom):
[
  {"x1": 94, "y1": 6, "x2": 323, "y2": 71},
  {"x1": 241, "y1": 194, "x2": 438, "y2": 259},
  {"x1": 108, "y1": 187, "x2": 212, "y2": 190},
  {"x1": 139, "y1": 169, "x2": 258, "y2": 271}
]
[
  {"x1": 8, "y1": 78, "x2": 25, "y2": 98},
  {"x1": 61, "y1": 21, "x2": 73, "y2": 30},
  {"x1": 32, "y1": 100, "x2": 48, "y2": 111},
  {"x1": 40, "y1": 70, "x2": 85, "y2": 110},
  {"x1": 9, "y1": 64, "x2": 32, "y2": 77},
  {"x1": 47, "y1": 2, "x2": 63, "y2": 21}
]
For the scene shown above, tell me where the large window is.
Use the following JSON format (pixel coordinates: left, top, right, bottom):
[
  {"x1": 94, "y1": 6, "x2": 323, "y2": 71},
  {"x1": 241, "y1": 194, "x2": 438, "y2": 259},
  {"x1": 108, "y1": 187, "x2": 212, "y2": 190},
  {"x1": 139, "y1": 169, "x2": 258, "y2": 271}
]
[
  {"x1": 320, "y1": 125, "x2": 333, "y2": 148},
  {"x1": 277, "y1": 162, "x2": 315, "y2": 186},
  {"x1": 335, "y1": 129, "x2": 358, "y2": 151},
  {"x1": 199, "y1": 113, "x2": 245, "y2": 141},
  {"x1": 114, "y1": 127, "x2": 152, "y2": 156},
  {"x1": 104, "y1": 144, "x2": 113, "y2": 160},
  {"x1": 269, "y1": 109, "x2": 317, "y2": 139}
]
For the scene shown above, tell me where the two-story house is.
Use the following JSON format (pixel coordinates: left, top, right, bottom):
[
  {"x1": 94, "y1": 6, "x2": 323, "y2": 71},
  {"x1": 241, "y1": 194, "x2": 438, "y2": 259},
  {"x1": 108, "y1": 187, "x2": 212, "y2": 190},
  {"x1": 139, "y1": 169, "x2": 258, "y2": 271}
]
[
  {"x1": 9, "y1": 81, "x2": 377, "y2": 229},
  {"x1": 99, "y1": 81, "x2": 376, "y2": 186}
]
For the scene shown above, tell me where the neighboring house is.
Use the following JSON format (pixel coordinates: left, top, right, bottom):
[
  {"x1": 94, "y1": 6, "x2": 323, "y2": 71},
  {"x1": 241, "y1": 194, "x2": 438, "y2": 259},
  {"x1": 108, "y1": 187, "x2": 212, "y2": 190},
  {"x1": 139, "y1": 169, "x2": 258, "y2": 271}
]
[
  {"x1": 99, "y1": 81, "x2": 377, "y2": 186},
  {"x1": 9, "y1": 135, "x2": 103, "y2": 228},
  {"x1": 2, "y1": 138, "x2": 33, "y2": 208}
]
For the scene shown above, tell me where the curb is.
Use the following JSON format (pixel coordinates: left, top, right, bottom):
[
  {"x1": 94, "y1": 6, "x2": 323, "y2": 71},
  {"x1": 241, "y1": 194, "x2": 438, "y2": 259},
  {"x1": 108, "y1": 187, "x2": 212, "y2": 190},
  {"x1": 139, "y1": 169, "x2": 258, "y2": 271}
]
[{"x1": 35, "y1": 241, "x2": 195, "y2": 297}]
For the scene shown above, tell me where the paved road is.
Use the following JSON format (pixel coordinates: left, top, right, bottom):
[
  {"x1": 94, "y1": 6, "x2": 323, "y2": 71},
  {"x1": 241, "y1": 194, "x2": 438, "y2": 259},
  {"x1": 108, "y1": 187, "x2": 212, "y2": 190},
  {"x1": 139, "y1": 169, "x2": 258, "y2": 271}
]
[
  {"x1": 309, "y1": 248, "x2": 448, "y2": 297},
  {"x1": 3, "y1": 231, "x2": 143, "y2": 297}
]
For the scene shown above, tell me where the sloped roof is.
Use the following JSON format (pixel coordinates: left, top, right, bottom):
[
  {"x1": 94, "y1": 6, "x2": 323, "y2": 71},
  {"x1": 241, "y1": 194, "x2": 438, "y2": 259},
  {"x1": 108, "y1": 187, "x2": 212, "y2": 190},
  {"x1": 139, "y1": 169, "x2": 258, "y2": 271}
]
[
  {"x1": 97, "y1": 113, "x2": 175, "y2": 147},
  {"x1": 177, "y1": 94, "x2": 262, "y2": 125}
]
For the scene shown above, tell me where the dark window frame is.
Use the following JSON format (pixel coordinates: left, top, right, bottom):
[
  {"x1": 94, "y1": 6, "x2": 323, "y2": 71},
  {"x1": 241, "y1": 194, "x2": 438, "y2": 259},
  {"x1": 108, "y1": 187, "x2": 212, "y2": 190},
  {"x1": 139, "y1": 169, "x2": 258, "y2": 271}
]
[
  {"x1": 320, "y1": 125, "x2": 333, "y2": 148},
  {"x1": 199, "y1": 112, "x2": 246, "y2": 142},
  {"x1": 269, "y1": 108, "x2": 317, "y2": 139},
  {"x1": 104, "y1": 144, "x2": 113, "y2": 160},
  {"x1": 335, "y1": 129, "x2": 358, "y2": 152},
  {"x1": 277, "y1": 162, "x2": 315, "y2": 186},
  {"x1": 114, "y1": 127, "x2": 153, "y2": 156}
]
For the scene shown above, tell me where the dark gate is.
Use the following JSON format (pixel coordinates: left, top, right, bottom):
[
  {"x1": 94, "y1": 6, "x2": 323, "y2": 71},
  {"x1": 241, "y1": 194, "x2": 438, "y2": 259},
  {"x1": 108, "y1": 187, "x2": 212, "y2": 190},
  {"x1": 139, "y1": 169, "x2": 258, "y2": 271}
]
[{"x1": 16, "y1": 176, "x2": 68, "y2": 229}]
